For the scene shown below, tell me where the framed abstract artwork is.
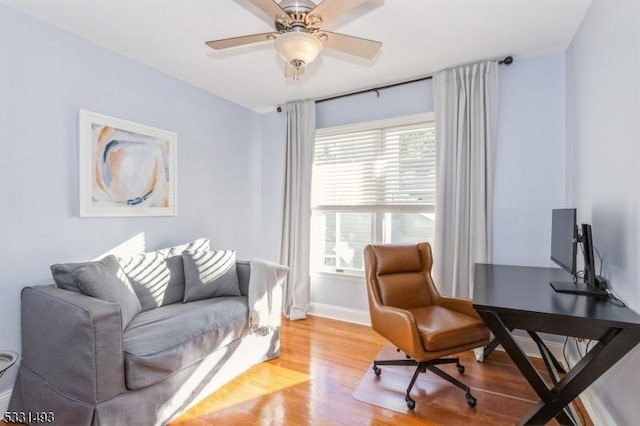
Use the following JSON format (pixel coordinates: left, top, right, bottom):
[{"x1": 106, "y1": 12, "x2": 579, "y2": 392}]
[{"x1": 79, "y1": 110, "x2": 177, "y2": 217}]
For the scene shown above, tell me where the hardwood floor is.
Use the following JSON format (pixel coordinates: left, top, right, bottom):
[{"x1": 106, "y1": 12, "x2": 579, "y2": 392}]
[
  {"x1": 0, "y1": 316, "x2": 591, "y2": 426},
  {"x1": 171, "y1": 316, "x2": 593, "y2": 426}
]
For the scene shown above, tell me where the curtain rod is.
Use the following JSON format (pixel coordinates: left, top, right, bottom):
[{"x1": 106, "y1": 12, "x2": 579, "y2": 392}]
[{"x1": 276, "y1": 55, "x2": 513, "y2": 112}]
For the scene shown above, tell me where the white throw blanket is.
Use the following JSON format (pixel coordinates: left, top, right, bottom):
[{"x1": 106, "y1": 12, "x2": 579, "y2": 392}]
[{"x1": 248, "y1": 259, "x2": 289, "y2": 335}]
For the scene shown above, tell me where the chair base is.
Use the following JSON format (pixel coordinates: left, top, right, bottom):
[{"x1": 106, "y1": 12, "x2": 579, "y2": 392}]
[{"x1": 372, "y1": 356, "x2": 477, "y2": 410}]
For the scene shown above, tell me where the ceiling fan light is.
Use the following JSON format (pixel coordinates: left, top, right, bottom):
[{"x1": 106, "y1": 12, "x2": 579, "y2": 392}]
[{"x1": 275, "y1": 32, "x2": 323, "y2": 67}]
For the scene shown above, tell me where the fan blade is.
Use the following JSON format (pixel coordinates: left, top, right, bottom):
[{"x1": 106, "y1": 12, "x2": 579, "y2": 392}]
[
  {"x1": 309, "y1": 0, "x2": 367, "y2": 25},
  {"x1": 320, "y1": 31, "x2": 381, "y2": 59},
  {"x1": 205, "y1": 33, "x2": 276, "y2": 50},
  {"x1": 246, "y1": 0, "x2": 289, "y2": 24}
]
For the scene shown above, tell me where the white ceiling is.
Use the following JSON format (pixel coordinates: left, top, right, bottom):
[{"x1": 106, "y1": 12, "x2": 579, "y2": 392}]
[{"x1": 1, "y1": 0, "x2": 592, "y2": 113}]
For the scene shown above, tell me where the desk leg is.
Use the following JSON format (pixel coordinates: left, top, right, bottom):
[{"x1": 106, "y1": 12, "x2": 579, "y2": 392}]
[
  {"x1": 483, "y1": 327, "x2": 514, "y2": 360},
  {"x1": 527, "y1": 331, "x2": 566, "y2": 375},
  {"x1": 477, "y1": 310, "x2": 574, "y2": 425},
  {"x1": 482, "y1": 338, "x2": 501, "y2": 360},
  {"x1": 524, "y1": 327, "x2": 640, "y2": 425}
]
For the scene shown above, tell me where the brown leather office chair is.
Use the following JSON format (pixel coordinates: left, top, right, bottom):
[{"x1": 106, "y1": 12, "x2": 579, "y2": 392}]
[{"x1": 364, "y1": 242, "x2": 489, "y2": 409}]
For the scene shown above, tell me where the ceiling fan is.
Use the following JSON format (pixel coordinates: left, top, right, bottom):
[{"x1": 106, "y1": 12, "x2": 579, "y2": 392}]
[{"x1": 205, "y1": 0, "x2": 382, "y2": 79}]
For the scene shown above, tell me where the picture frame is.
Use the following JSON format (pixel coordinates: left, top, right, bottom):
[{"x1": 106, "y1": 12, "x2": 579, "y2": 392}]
[{"x1": 79, "y1": 110, "x2": 177, "y2": 217}]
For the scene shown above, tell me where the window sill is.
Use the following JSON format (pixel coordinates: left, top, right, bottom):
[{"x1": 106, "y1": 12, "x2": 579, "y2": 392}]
[{"x1": 311, "y1": 271, "x2": 365, "y2": 283}]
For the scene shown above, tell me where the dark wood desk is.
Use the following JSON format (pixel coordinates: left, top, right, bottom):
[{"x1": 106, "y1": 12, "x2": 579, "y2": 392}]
[{"x1": 473, "y1": 263, "x2": 640, "y2": 425}]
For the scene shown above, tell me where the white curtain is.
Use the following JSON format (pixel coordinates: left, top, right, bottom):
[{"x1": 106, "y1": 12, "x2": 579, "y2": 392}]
[
  {"x1": 433, "y1": 61, "x2": 498, "y2": 299},
  {"x1": 280, "y1": 100, "x2": 316, "y2": 320}
]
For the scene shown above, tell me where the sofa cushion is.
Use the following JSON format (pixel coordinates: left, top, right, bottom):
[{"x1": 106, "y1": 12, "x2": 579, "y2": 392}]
[
  {"x1": 182, "y1": 250, "x2": 241, "y2": 302},
  {"x1": 123, "y1": 296, "x2": 249, "y2": 390},
  {"x1": 71, "y1": 255, "x2": 142, "y2": 330},
  {"x1": 118, "y1": 238, "x2": 211, "y2": 311}
]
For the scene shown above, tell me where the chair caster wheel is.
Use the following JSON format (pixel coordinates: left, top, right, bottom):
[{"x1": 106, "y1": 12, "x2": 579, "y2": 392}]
[
  {"x1": 466, "y1": 393, "x2": 477, "y2": 407},
  {"x1": 372, "y1": 365, "x2": 381, "y2": 376},
  {"x1": 406, "y1": 396, "x2": 416, "y2": 410},
  {"x1": 456, "y1": 363, "x2": 465, "y2": 374}
]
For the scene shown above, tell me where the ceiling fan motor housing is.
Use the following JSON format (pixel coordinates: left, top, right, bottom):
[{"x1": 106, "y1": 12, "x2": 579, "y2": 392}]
[
  {"x1": 275, "y1": 0, "x2": 322, "y2": 32},
  {"x1": 279, "y1": 0, "x2": 317, "y2": 14}
]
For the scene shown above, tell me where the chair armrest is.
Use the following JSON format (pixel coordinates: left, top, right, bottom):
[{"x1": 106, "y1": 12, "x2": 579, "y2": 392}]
[
  {"x1": 20, "y1": 286, "x2": 126, "y2": 403},
  {"x1": 437, "y1": 296, "x2": 483, "y2": 320},
  {"x1": 370, "y1": 305, "x2": 424, "y2": 358}
]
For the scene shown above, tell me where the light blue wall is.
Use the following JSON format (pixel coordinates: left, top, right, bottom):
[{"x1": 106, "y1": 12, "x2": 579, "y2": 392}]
[
  {"x1": 258, "y1": 111, "x2": 286, "y2": 261},
  {"x1": 0, "y1": 5, "x2": 262, "y2": 393},
  {"x1": 493, "y1": 54, "x2": 567, "y2": 267},
  {"x1": 310, "y1": 55, "x2": 568, "y2": 311},
  {"x1": 566, "y1": 1, "x2": 640, "y2": 423}
]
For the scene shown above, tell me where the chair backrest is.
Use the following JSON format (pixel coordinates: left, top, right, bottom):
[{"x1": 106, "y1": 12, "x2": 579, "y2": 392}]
[{"x1": 364, "y1": 242, "x2": 440, "y2": 309}]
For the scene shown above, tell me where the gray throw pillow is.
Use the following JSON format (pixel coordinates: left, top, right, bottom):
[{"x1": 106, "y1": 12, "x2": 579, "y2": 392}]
[
  {"x1": 182, "y1": 250, "x2": 241, "y2": 302},
  {"x1": 119, "y1": 238, "x2": 211, "y2": 311},
  {"x1": 119, "y1": 251, "x2": 184, "y2": 312},
  {"x1": 51, "y1": 261, "x2": 94, "y2": 292},
  {"x1": 72, "y1": 255, "x2": 142, "y2": 330},
  {"x1": 158, "y1": 238, "x2": 210, "y2": 257}
]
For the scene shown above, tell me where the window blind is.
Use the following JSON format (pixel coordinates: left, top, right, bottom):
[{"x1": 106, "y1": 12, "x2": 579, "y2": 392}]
[{"x1": 312, "y1": 121, "x2": 436, "y2": 208}]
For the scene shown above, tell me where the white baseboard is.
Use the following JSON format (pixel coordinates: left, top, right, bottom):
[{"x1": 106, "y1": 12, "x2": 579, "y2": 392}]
[
  {"x1": 308, "y1": 302, "x2": 371, "y2": 326},
  {"x1": 496, "y1": 334, "x2": 565, "y2": 361},
  {"x1": 0, "y1": 389, "x2": 12, "y2": 414}
]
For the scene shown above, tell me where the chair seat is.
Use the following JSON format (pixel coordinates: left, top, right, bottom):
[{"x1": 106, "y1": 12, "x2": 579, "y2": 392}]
[{"x1": 407, "y1": 306, "x2": 488, "y2": 352}]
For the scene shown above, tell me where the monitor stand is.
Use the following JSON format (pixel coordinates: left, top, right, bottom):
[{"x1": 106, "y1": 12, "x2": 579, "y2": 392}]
[{"x1": 550, "y1": 281, "x2": 608, "y2": 297}]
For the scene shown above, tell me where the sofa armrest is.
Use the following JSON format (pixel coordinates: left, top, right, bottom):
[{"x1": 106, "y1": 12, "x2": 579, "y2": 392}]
[
  {"x1": 236, "y1": 260, "x2": 251, "y2": 296},
  {"x1": 20, "y1": 285, "x2": 126, "y2": 403}
]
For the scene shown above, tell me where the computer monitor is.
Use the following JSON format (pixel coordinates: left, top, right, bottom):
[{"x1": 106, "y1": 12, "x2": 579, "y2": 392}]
[
  {"x1": 549, "y1": 209, "x2": 607, "y2": 296},
  {"x1": 550, "y1": 208, "x2": 577, "y2": 275}
]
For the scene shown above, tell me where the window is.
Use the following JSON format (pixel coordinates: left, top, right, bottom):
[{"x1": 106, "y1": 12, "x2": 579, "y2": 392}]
[{"x1": 310, "y1": 113, "x2": 436, "y2": 275}]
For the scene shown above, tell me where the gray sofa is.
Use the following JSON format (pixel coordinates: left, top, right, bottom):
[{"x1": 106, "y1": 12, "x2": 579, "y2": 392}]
[{"x1": 9, "y1": 260, "x2": 284, "y2": 426}]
